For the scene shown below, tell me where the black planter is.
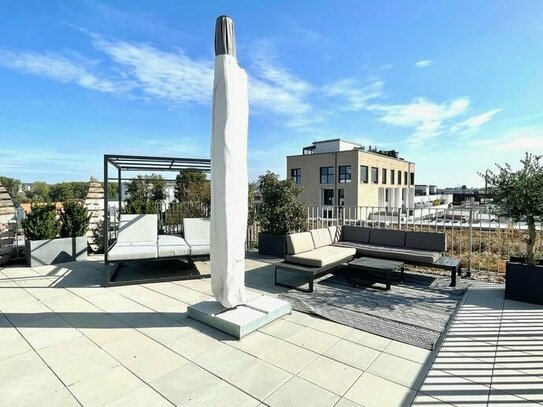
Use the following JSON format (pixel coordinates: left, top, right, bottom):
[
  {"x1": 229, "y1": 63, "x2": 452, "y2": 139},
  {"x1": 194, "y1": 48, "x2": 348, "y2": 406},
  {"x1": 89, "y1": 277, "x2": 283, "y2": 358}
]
[
  {"x1": 258, "y1": 232, "x2": 286, "y2": 257},
  {"x1": 505, "y1": 261, "x2": 543, "y2": 305}
]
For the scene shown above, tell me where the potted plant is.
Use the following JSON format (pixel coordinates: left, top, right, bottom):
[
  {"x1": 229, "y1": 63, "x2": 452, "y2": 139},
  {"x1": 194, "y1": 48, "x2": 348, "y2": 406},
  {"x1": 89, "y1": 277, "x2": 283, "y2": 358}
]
[
  {"x1": 24, "y1": 202, "x2": 90, "y2": 267},
  {"x1": 256, "y1": 172, "x2": 307, "y2": 257},
  {"x1": 486, "y1": 153, "x2": 543, "y2": 305}
]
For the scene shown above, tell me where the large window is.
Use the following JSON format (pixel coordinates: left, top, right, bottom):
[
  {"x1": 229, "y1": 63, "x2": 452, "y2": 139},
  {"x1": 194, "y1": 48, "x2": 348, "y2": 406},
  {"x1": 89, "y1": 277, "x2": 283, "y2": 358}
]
[
  {"x1": 382, "y1": 168, "x2": 387, "y2": 184},
  {"x1": 404, "y1": 171, "x2": 408, "y2": 185},
  {"x1": 338, "y1": 165, "x2": 351, "y2": 183},
  {"x1": 337, "y1": 189, "x2": 345, "y2": 205},
  {"x1": 397, "y1": 170, "x2": 402, "y2": 185},
  {"x1": 320, "y1": 166, "x2": 334, "y2": 184},
  {"x1": 291, "y1": 168, "x2": 301, "y2": 184},
  {"x1": 360, "y1": 166, "x2": 369, "y2": 183},
  {"x1": 391, "y1": 170, "x2": 395, "y2": 185},
  {"x1": 371, "y1": 167, "x2": 379, "y2": 184},
  {"x1": 410, "y1": 172, "x2": 415, "y2": 185}
]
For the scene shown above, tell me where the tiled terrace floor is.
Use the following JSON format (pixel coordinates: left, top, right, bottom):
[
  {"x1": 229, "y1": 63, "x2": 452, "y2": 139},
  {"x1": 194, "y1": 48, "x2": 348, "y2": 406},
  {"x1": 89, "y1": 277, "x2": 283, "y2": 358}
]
[{"x1": 0, "y1": 254, "x2": 541, "y2": 406}]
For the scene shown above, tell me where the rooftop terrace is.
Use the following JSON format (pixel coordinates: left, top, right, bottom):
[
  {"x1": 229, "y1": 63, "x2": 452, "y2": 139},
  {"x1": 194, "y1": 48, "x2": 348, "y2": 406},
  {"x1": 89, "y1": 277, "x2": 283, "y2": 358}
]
[{"x1": 0, "y1": 253, "x2": 541, "y2": 406}]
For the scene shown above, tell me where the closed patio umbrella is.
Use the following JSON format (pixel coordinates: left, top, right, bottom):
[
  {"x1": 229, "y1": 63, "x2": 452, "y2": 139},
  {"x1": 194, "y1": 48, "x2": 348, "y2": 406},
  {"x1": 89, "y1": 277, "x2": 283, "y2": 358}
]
[{"x1": 210, "y1": 15, "x2": 249, "y2": 308}]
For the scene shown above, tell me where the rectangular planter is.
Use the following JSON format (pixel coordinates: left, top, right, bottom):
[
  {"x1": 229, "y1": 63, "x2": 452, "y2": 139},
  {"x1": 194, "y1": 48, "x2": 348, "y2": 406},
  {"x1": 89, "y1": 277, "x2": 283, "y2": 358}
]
[
  {"x1": 505, "y1": 261, "x2": 543, "y2": 305},
  {"x1": 26, "y1": 236, "x2": 87, "y2": 267},
  {"x1": 258, "y1": 232, "x2": 286, "y2": 258}
]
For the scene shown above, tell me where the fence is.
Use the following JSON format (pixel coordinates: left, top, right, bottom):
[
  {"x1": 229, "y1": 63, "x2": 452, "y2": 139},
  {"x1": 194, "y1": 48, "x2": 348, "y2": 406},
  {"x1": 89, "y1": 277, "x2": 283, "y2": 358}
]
[{"x1": 304, "y1": 204, "x2": 543, "y2": 275}]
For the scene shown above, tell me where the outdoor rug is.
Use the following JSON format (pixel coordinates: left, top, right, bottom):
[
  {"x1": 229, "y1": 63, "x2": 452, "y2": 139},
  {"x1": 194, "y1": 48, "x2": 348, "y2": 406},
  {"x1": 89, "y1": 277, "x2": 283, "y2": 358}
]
[{"x1": 279, "y1": 272, "x2": 469, "y2": 350}]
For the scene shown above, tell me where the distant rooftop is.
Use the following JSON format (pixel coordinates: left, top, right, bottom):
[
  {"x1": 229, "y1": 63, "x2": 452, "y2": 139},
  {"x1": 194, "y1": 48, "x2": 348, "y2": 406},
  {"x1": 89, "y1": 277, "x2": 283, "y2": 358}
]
[{"x1": 300, "y1": 139, "x2": 401, "y2": 159}]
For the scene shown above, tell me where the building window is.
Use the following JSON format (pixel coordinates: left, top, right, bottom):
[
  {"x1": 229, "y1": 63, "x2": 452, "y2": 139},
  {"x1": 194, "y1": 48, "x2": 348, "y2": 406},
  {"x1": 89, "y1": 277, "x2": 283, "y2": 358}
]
[
  {"x1": 404, "y1": 171, "x2": 408, "y2": 185},
  {"x1": 320, "y1": 166, "x2": 334, "y2": 184},
  {"x1": 338, "y1": 165, "x2": 351, "y2": 183},
  {"x1": 371, "y1": 167, "x2": 379, "y2": 184},
  {"x1": 385, "y1": 189, "x2": 389, "y2": 202},
  {"x1": 382, "y1": 169, "x2": 387, "y2": 184},
  {"x1": 397, "y1": 170, "x2": 402, "y2": 185},
  {"x1": 322, "y1": 188, "x2": 334, "y2": 205},
  {"x1": 337, "y1": 189, "x2": 345, "y2": 206},
  {"x1": 360, "y1": 166, "x2": 369, "y2": 183},
  {"x1": 291, "y1": 168, "x2": 301, "y2": 184},
  {"x1": 391, "y1": 170, "x2": 395, "y2": 185},
  {"x1": 410, "y1": 172, "x2": 415, "y2": 185}
]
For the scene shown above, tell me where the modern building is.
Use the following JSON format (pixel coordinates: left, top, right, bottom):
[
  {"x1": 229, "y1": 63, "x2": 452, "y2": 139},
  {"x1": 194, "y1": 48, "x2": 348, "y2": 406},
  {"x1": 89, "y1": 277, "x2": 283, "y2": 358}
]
[{"x1": 286, "y1": 139, "x2": 416, "y2": 209}]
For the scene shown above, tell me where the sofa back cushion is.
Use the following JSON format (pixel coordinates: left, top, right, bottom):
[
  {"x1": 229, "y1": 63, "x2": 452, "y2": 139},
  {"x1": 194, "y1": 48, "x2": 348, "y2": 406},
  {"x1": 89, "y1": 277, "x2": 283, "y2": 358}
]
[
  {"x1": 183, "y1": 218, "x2": 210, "y2": 242},
  {"x1": 369, "y1": 228, "x2": 406, "y2": 248},
  {"x1": 117, "y1": 214, "x2": 157, "y2": 243},
  {"x1": 286, "y1": 232, "x2": 315, "y2": 255},
  {"x1": 341, "y1": 225, "x2": 371, "y2": 243},
  {"x1": 310, "y1": 228, "x2": 332, "y2": 248},
  {"x1": 405, "y1": 231, "x2": 447, "y2": 252},
  {"x1": 328, "y1": 226, "x2": 342, "y2": 243}
]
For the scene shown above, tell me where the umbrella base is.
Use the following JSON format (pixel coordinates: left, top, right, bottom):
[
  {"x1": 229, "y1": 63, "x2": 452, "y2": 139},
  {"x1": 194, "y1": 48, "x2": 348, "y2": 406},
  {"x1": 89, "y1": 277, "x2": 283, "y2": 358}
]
[{"x1": 188, "y1": 293, "x2": 291, "y2": 339}]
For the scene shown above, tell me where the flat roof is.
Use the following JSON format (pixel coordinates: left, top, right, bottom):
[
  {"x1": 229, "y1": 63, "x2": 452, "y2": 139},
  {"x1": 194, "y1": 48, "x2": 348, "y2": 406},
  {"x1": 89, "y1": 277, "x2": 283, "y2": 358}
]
[
  {"x1": 287, "y1": 149, "x2": 415, "y2": 164},
  {"x1": 105, "y1": 154, "x2": 211, "y2": 172}
]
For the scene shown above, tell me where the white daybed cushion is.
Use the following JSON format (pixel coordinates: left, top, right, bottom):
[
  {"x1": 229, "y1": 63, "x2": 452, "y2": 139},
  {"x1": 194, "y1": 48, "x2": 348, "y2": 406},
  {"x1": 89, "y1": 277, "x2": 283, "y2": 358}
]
[
  {"x1": 189, "y1": 244, "x2": 210, "y2": 256},
  {"x1": 183, "y1": 218, "x2": 210, "y2": 255},
  {"x1": 117, "y1": 214, "x2": 158, "y2": 243},
  {"x1": 157, "y1": 235, "x2": 190, "y2": 257},
  {"x1": 108, "y1": 241, "x2": 157, "y2": 261},
  {"x1": 285, "y1": 245, "x2": 356, "y2": 268}
]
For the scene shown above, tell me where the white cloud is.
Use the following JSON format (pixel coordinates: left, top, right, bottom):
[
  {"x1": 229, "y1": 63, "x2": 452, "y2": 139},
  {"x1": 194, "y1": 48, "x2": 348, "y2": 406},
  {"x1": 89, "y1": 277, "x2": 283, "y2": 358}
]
[
  {"x1": 0, "y1": 49, "x2": 125, "y2": 94},
  {"x1": 473, "y1": 127, "x2": 543, "y2": 152},
  {"x1": 414, "y1": 60, "x2": 432, "y2": 68},
  {"x1": 92, "y1": 36, "x2": 214, "y2": 105},
  {"x1": 323, "y1": 80, "x2": 383, "y2": 111},
  {"x1": 449, "y1": 108, "x2": 502, "y2": 136},
  {"x1": 368, "y1": 97, "x2": 471, "y2": 142}
]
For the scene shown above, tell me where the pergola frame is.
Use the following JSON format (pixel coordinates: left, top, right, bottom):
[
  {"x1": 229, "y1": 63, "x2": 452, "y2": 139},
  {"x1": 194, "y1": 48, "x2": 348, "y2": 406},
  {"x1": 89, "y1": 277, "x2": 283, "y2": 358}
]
[{"x1": 103, "y1": 154, "x2": 211, "y2": 285}]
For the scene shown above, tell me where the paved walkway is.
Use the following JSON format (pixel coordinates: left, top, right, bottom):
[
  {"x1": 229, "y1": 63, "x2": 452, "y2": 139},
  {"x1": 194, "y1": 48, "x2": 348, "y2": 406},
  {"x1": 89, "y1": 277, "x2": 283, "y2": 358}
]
[
  {"x1": 0, "y1": 255, "x2": 541, "y2": 406},
  {"x1": 413, "y1": 282, "x2": 543, "y2": 406}
]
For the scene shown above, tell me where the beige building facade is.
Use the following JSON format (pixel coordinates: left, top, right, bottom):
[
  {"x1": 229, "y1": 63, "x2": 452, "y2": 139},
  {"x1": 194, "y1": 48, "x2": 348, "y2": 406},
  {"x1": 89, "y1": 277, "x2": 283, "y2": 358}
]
[{"x1": 287, "y1": 139, "x2": 416, "y2": 209}]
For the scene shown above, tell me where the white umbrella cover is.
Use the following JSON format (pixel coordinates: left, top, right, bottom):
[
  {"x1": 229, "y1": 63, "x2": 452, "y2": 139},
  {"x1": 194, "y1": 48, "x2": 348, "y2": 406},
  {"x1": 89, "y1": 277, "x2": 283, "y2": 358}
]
[{"x1": 210, "y1": 16, "x2": 248, "y2": 308}]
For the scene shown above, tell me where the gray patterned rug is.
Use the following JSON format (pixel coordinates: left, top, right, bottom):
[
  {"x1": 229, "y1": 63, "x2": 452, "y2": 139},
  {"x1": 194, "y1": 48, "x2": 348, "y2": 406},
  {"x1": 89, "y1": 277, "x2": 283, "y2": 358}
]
[{"x1": 279, "y1": 272, "x2": 468, "y2": 350}]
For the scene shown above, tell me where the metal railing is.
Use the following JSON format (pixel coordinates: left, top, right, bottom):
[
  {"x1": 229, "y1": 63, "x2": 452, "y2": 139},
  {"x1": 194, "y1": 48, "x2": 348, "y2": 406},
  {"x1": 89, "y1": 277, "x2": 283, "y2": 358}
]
[{"x1": 304, "y1": 204, "x2": 543, "y2": 275}]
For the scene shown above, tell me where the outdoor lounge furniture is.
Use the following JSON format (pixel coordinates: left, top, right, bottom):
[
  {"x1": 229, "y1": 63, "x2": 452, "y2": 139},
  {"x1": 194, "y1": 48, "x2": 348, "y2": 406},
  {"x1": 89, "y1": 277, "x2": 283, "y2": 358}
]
[
  {"x1": 275, "y1": 229, "x2": 356, "y2": 292},
  {"x1": 274, "y1": 225, "x2": 461, "y2": 291},
  {"x1": 347, "y1": 257, "x2": 404, "y2": 291}
]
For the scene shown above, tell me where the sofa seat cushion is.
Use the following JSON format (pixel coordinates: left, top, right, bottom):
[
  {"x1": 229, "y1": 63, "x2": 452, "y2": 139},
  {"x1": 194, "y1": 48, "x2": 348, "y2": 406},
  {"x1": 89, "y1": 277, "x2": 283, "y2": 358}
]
[
  {"x1": 286, "y1": 232, "x2": 315, "y2": 255},
  {"x1": 189, "y1": 244, "x2": 210, "y2": 256},
  {"x1": 334, "y1": 241, "x2": 440, "y2": 264},
  {"x1": 285, "y1": 245, "x2": 356, "y2": 267},
  {"x1": 310, "y1": 228, "x2": 332, "y2": 248},
  {"x1": 108, "y1": 242, "x2": 157, "y2": 261},
  {"x1": 185, "y1": 238, "x2": 209, "y2": 247},
  {"x1": 158, "y1": 235, "x2": 190, "y2": 257}
]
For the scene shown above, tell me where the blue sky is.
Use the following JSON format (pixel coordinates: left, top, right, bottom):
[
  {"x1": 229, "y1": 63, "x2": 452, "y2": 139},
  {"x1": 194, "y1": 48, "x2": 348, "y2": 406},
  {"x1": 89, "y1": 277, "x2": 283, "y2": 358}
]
[{"x1": 1, "y1": 1, "x2": 542, "y2": 186}]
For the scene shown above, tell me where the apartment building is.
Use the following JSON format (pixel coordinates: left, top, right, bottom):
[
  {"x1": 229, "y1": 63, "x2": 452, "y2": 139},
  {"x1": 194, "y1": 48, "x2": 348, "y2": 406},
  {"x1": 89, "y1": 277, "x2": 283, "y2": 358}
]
[{"x1": 287, "y1": 139, "x2": 416, "y2": 209}]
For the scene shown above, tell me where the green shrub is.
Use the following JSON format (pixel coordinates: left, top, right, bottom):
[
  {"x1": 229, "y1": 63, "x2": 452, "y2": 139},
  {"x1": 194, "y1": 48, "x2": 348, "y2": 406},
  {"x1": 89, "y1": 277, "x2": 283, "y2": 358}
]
[
  {"x1": 60, "y1": 201, "x2": 91, "y2": 237},
  {"x1": 22, "y1": 204, "x2": 59, "y2": 240},
  {"x1": 432, "y1": 199, "x2": 441, "y2": 206}
]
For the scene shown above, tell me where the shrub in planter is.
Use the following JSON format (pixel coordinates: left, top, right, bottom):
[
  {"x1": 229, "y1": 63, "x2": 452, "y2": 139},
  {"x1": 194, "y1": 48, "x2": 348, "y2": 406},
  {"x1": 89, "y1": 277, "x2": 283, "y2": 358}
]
[
  {"x1": 256, "y1": 172, "x2": 307, "y2": 256},
  {"x1": 485, "y1": 153, "x2": 543, "y2": 304},
  {"x1": 22, "y1": 203, "x2": 59, "y2": 240},
  {"x1": 60, "y1": 201, "x2": 91, "y2": 237}
]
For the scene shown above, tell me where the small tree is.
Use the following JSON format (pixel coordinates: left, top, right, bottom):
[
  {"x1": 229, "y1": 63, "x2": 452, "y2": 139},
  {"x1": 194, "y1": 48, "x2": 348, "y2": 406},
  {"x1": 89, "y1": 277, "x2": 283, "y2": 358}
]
[
  {"x1": 22, "y1": 203, "x2": 59, "y2": 240},
  {"x1": 29, "y1": 181, "x2": 50, "y2": 202},
  {"x1": 59, "y1": 201, "x2": 91, "y2": 238},
  {"x1": 256, "y1": 172, "x2": 307, "y2": 235},
  {"x1": 174, "y1": 170, "x2": 210, "y2": 218},
  {"x1": 485, "y1": 153, "x2": 543, "y2": 265}
]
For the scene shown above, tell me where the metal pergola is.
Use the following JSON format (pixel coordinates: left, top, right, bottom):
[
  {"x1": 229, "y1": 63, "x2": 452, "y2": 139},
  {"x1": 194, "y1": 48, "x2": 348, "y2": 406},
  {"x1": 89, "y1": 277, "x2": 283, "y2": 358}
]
[{"x1": 103, "y1": 154, "x2": 211, "y2": 285}]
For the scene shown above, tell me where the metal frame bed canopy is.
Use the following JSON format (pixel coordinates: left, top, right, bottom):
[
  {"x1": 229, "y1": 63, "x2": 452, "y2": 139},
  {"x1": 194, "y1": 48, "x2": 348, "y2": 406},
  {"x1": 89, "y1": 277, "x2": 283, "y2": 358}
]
[{"x1": 103, "y1": 154, "x2": 211, "y2": 283}]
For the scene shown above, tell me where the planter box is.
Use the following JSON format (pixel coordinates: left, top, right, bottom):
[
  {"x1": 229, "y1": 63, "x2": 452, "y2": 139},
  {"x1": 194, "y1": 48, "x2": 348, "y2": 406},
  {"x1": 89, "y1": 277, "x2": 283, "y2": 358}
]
[
  {"x1": 258, "y1": 232, "x2": 286, "y2": 257},
  {"x1": 505, "y1": 261, "x2": 543, "y2": 305},
  {"x1": 26, "y1": 236, "x2": 87, "y2": 267}
]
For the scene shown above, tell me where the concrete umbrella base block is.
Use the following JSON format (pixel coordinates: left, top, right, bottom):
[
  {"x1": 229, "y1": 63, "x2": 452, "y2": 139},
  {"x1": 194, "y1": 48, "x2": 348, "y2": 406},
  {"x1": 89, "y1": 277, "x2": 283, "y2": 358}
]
[{"x1": 188, "y1": 294, "x2": 291, "y2": 339}]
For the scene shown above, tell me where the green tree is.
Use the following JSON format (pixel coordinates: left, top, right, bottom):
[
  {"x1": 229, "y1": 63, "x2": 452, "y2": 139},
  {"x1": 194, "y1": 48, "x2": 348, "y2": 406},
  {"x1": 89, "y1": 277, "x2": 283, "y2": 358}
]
[
  {"x1": 174, "y1": 170, "x2": 210, "y2": 204},
  {"x1": 29, "y1": 181, "x2": 50, "y2": 202},
  {"x1": 59, "y1": 201, "x2": 91, "y2": 237},
  {"x1": 256, "y1": 172, "x2": 307, "y2": 235},
  {"x1": 124, "y1": 175, "x2": 166, "y2": 214},
  {"x1": 485, "y1": 153, "x2": 543, "y2": 265},
  {"x1": 248, "y1": 181, "x2": 258, "y2": 226},
  {"x1": 50, "y1": 183, "x2": 75, "y2": 202},
  {"x1": 0, "y1": 176, "x2": 25, "y2": 206}
]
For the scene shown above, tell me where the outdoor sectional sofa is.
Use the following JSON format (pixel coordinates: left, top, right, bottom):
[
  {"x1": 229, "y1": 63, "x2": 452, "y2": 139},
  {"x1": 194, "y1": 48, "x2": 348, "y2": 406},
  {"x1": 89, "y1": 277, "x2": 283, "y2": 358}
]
[
  {"x1": 108, "y1": 214, "x2": 211, "y2": 262},
  {"x1": 275, "y1": 225, "x2": 461, "y2": 292}
]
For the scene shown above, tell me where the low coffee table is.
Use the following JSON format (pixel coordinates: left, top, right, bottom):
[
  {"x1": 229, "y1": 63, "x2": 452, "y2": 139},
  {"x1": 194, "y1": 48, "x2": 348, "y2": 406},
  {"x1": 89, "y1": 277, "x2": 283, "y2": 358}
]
[{"x1": 347, "y1": 257, "x2": 404, "y2": 290}]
